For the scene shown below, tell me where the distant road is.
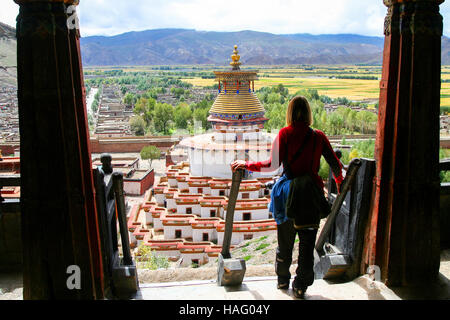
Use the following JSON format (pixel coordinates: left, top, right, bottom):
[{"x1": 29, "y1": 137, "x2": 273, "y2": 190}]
[{"x1": 86, "y1": 87, "x2": 98, "y2": 119}]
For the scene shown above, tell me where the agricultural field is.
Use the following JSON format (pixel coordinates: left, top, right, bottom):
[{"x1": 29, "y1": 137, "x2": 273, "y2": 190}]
[
  {"x1": 183, "y1": 65, "x2": 450, "y2": 109},
  {"x1": 84, "y1": 64, "x2": 450, "y2": 110},
  {"x1": 441, "y1": 66, "x2": 450, "y2": 109},
  {"x1": 184, "y1": 65, "x2": 381, "y2": 102}
]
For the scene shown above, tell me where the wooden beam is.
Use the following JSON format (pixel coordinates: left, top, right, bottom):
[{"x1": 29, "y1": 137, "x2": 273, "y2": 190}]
[
  {"x1": 15, "y1": 0, "x2": 104, "y2": 299},
  {"x1": 364, "y1": 0, "x2": 443, "y2": 286}
]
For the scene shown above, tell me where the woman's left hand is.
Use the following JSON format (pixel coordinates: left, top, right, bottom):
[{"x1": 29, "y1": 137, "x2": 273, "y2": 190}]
[{"x1": 230, "y1": 160, "x2": 246, "y2": 172}]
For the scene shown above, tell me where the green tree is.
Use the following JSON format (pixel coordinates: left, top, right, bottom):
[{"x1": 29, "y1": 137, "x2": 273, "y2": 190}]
[
  {"x1": 140, "y1": 145, "x2": 161, "y2": 167},
  {"x1": 91, "y1": 100, "x2": 98, "y2": 113},
  {"x1": 356, "y1": 110, "x2": 377, "y2": 134},
  {"x1": 347, "y1": 109, "x2": 358, "y2": 133},
  {"x1": 129, "y1": 116, "x2": 146, "y2": 136},
  {"x1": 134, "y1": 97, "x2": 156, "y2": 126},
  {"x1": 174, "y1": 103, "x2": 193, "y2": 129},
  {"x1": 87, "y1": 113, "x2": 94, "y2": 132},
  {"x1": 170, "y1": 87, "x2": 186, "y2": 98},
  {"x1": 193, "y1": 107, "x2": 210, "y2": 131},
  {"x1": 123, "y1": 92, "x2": 136, "y2": 107},
  {"x1": 267, "y1": 92, "x2": 282, "y2": 104},
  {"x1": 153, "y1": 103, "x2": 174, "y2": 135},
  {"x1": 147, "y1": 88, "x2": 159, "y2": 99},
  {"x1": 136, "y1": 243, "x2": 169, "y2": 270},
  {"x1": 327, "y1": 112, "x2": 345, "y2": 135},
  {"x1": 265, "y1": 102, "x2": 287, "y2": 132}
]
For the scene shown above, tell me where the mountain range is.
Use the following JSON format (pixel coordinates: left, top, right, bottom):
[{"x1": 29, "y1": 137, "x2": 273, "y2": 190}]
[
  {"x1": 80, "y1": 29, "x2": 386, "y2": 66},
  {"x1": 80, "y1": 28, "x2": 450, "y2": 66},
  {"x1": 2, "y1": 22, "x2": 450, "y2": 68}
]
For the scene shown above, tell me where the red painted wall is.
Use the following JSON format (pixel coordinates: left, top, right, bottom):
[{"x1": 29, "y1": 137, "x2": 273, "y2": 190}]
[{"x1": 90, "y1": 137, "x2": 179, "y2": 154}]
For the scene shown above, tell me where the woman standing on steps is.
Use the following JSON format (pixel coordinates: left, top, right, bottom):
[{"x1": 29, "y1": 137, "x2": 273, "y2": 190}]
[{"x1": 231, "y1": 96, "x2": 344, "y2": 299}]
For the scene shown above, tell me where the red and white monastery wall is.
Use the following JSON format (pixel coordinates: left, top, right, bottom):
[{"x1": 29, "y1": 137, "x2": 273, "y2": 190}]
[{"x1": 127, "y1": 162, "x2": 277, "y2": 267}]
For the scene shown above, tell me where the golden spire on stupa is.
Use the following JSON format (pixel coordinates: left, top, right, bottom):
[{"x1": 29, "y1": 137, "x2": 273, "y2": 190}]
[
  {"x1": 209, "y1": 45, "x2": 265, "y2": 117},
  {"x1": 230, "y1": 45, "x2": 241, "y2": 70}
]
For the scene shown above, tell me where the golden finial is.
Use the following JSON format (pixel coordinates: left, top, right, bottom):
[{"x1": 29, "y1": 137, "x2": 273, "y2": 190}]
[{"x1": 230, "y1": 45, "x2": 241, "y2": 70}]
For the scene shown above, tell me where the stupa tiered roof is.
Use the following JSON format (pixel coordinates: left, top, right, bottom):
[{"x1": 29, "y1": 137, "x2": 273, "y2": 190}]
[
  {"x1": 208, "y1": 46, "x2": 267, "y2": 123},
  {"x1": 178, "y1": 45, "x2": 279, "y2": 178}
]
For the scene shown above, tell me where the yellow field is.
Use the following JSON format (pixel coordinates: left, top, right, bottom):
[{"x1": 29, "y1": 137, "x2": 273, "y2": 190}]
[
  {"x1": 87, "y1": 65, "x2": 450, "y2": 107},
  {"x1": 185, "y1": 78, "x2": 215, "y2": 87},
  {"x1": 259, "y1": 77, "x2": 380, "y2": 100},
  {"x1": 442, "y1": 67, "x2": 450, "y2": 108},
  {"x1": 185, "y1": 66, "x2": 450, "y2": 107},
  {"x1": 184, "y1": 76, "x2": 380, "y2": 101},
  {"x1": 442, "y1": 82, "x2": 450, "y2": 108}
]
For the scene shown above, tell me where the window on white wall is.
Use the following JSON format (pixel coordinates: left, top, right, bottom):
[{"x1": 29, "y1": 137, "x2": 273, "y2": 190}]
[{"x1": 244, "y1": 234, "x2": 253, "y2": 240}]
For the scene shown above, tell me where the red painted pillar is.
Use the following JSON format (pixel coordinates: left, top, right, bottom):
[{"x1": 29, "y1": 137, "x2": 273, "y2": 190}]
[
  {"x1": 15, "y1": 0, "x2": 104, "y2": 299},
  {"x1": 363, "y1": 0, "x2": 443, "y2": 286},
  {"x1": 68, "y1": 6, "x2": 105, "y2": 297}
]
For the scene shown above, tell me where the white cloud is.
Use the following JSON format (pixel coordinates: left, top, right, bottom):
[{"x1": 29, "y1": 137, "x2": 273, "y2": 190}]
[
  {"x1": 1, "y1": 0, "x2": 449, "y2": 37},
  {"x1": 0, "y1": 0, "x2": 20, "y2": 28},
  {"x1": 77, "y1": 0, "x2": 387, "y2": 36}
]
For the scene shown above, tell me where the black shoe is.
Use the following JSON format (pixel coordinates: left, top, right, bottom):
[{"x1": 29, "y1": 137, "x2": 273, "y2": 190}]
[
  {"x1": 292, "y1": 283, "x2": 306, "y2": 299},
  {"x1": 277, "y1": 278, "x2": 290, "y2": 290},
  {"x1": 277, "y1": 282, "x2": 289, "y2": 290}
]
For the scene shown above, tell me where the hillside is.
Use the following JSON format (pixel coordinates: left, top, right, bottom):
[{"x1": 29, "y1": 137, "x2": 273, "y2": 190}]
[
  {"x1": 2, "y1": 22, "x2": 450, "y2": 69},
  {"x1": 443, "y1": 36, "x2": 450, "y2": 65},
  {"x1": 0, "y1": 21, "x2": 15, "y2": 39},
  {"x1": 0, "y1": 22, "x2": 17, "y2": 86}
]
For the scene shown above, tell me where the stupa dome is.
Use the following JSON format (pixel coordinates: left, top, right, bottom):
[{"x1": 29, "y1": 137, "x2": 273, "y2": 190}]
[
  {"x1": 209, "y1": 46, "x2": 266, "y2": 122},
  {"x1": 178, "y1": 45, "x2": 278, "y2": 179}
]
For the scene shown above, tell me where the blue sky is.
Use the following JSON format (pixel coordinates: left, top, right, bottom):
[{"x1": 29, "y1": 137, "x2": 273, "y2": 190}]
[{"x1": 1, "y1": 0, "x2": 450, "y2": 37}]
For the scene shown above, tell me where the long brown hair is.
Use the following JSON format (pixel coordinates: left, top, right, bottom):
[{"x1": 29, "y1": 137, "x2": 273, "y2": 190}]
[{"x1": 286, "y1": 96, "x2": 312, "y2": 126}]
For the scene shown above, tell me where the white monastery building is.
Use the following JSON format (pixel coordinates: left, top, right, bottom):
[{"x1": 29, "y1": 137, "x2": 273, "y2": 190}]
[{"x1": 128, "y1": 46, "x2": 280, "y2": 267}]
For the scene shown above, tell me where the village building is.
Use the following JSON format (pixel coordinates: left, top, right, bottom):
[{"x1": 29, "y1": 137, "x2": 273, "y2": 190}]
[
  {"x1": 0, "y1": 156, "x2": 20, "y2": 173},
  {"x1": 94, "y1": 85, "x2": 134, "y2": 138},
  {"x1": 0, "y1": 86, "x2": 19, "y2": 146},
  {"x1": 92, "y1": 156, "x2": 154, "y2": 196}
]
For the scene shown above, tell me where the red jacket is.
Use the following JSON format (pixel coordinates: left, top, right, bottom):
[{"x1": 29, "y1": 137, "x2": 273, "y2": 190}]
[{"x1": 245, "y1": 121, "x2": 344, "y2": 189}]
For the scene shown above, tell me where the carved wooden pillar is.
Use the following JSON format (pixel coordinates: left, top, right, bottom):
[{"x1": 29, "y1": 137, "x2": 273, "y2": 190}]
[
  {"x1": 364, "y1": 0, "x2": 443, "y2": 286},
  {"x1": 15, "y1": 0, "x2": 104, "y2": 299}
]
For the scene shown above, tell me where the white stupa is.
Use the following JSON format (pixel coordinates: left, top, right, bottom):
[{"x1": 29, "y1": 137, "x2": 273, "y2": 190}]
[{"x1": 179, "y1": 46, "x2": 280, "y2": 178}]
